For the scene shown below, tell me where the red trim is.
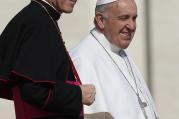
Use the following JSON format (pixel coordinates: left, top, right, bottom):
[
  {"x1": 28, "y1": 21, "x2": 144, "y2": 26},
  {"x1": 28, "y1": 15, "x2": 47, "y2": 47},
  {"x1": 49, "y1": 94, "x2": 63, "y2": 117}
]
[
  {"x1": 59, "y1": 33, "x2": 84, "y2": 118},
  {"x1": 11, "y1": 70, "x2": 58, "y2": 110},
  {"x1": 12, "y1": 86, "x2": 58, "y2": 119},
  {"x1": 41, "y1": 88, "x2": 52, "y2": 109},
  {"x1": 0, "y1": 70, "x2": 57, "y2": 100},
  {"x1": 0, "y1": 77, "x2": 13, "y2": 100},
  {"x1": 0, "y1": 87, "x2": 12, "y2": 100},
  {"x1": 66, "y1": 80, "x2": 81, "y2": 86},
  {"x1": 0, "y1": 77, "x2": 9, "y2": 84},
  {"x1": 68, "y1": 56, "x2": 84, "y2": 117},
  {"x1": 64, "y1": 46, "x2": 82, "y2": 84},
  {"x1": 80, "y1": 105, "x2": 84, "y2": 117},
  {"x1": 68, "y1": 55, "x2": 82, "y2": 84},
  {"x1": 11, "y1": 70, "x2": 56, "y2": 85}
]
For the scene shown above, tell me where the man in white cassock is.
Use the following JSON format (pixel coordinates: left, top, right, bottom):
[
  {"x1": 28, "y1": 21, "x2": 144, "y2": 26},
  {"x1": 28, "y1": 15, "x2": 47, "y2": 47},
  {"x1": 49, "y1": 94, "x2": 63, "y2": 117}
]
[{"x1": 70, "y1": 0, "x2": 158, "y2": 119}]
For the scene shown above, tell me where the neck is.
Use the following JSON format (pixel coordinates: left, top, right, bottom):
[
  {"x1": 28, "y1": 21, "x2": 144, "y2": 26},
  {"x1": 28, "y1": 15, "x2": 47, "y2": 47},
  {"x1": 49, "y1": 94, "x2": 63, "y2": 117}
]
[
  {"x1": 42, "y1": 0, "x2": 62, "y2": 14},
  {"x1": 110, "y1": 43, "x2": 121, "y2": 53}
]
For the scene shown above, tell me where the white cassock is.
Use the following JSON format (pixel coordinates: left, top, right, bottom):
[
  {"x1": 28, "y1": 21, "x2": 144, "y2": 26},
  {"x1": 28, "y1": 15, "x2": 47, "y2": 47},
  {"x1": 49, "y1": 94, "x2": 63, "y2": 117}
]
[{"x1": 70, "y1": 28, "x2": 158, "y2": 119}]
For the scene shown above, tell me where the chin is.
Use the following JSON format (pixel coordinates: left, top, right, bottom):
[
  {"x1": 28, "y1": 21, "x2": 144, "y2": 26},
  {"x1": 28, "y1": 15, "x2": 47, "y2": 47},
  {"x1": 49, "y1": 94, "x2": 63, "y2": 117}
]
[
  {"x1": 120, "y1": 43, "x2": 130, "y2": 49},
  {"x1": 123, "y1": 46, "x2": 129, "y2": 49},
  {"x1": 63, "y1": 8, "x2": 74, "y2": 13},
  {"x1": 58, "y1": 6, "x2": 74, "y2": 13},
  {"x1": 64, "y1": 10, "x2": 73, "y2": 13}
]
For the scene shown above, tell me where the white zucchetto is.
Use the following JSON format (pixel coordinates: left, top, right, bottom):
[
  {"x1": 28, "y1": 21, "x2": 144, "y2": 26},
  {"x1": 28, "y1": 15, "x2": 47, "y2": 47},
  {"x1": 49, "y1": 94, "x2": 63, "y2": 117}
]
[{"x1": 96, "y1": 0, "x2": 118, "y2": 6}]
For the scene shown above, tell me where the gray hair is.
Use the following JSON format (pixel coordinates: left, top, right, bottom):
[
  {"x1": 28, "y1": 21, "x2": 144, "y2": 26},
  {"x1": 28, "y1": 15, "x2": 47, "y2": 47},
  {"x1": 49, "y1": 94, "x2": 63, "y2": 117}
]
[
  {"x1": 95, "y1": 4, "x2": 109, "y2": 14},
  {"x1": 94, "y1": 4, "x2": 111, "y2": 28}
]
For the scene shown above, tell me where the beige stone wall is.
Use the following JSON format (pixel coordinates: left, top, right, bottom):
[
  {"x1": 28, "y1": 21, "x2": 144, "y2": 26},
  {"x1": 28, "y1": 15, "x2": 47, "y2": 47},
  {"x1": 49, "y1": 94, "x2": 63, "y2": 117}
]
[
  {"x1": 0, "y1": 0, "x2": 178, "y2": 119},
  {"x1": 151, "y1": 0, "x2": 179, "y2": 118}
]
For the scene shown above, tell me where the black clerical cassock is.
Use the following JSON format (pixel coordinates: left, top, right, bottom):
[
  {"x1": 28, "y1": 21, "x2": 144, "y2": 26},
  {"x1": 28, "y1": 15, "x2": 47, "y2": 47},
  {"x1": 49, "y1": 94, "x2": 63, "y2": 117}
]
[{"x1": 0, "y1": 0, "x2": 83, "y2": 119}]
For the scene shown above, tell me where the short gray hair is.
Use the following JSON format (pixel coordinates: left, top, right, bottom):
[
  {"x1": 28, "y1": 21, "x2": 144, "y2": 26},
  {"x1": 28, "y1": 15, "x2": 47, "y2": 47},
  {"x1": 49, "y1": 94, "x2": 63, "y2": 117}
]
[
  {"x1": 95, "y1": 4, "x2": 109, "y2": 14},
  {"x1": 94, "y1": 4, "x2": 111, "y2": 28}
]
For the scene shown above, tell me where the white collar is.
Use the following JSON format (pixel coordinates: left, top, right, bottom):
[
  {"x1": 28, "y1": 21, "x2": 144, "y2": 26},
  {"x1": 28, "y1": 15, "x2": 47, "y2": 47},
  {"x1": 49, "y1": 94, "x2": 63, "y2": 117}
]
[
  {"x1": 91, "y1": 28, "x2": 121, "y2": 54},
  {"x1": 42, "y1": 0, "x2": 59, "y2": 13}
]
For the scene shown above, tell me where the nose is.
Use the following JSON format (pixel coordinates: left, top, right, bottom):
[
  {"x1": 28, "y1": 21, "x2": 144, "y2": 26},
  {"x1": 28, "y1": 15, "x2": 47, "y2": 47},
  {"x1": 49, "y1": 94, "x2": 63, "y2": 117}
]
[{"x1": 126, "y1": 19, "x2": 136, "y2": 31}]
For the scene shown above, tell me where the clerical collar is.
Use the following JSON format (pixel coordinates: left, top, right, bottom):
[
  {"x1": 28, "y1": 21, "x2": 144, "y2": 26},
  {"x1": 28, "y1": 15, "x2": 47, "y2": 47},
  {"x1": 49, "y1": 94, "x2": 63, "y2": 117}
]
[
  {"x1": 42, "y1": 0, "x2": 59, "y2": 12},
  {"x1": 92, "y1": 28, "x2": 121, "y2": 54},
  {"x1": 32, "y1": 0, "x2": 61, "y2": 21}
]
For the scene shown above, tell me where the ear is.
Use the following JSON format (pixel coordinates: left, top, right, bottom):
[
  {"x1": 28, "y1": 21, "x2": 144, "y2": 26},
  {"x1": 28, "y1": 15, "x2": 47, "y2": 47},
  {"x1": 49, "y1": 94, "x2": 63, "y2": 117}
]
[{"x1": 95, "y1": 12, "x2": 105, "y2": 30}]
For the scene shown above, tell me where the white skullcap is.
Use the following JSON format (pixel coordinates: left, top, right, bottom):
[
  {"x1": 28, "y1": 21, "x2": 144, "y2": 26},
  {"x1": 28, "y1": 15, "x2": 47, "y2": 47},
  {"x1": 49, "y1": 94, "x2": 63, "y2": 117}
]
[{"x1": 96, "y1": 0, "x2": 118, "y2": 6}]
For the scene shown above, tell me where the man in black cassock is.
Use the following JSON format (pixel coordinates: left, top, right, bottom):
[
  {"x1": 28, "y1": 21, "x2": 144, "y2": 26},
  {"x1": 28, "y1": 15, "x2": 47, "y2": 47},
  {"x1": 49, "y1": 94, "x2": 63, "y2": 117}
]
[{"x1": 0, "y1": 0, "x2": 96, "y2": 119}]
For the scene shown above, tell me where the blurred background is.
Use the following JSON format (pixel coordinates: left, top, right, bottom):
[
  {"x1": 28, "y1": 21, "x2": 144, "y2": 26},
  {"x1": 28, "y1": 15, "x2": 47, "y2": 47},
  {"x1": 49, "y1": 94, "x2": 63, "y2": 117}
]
[{"x1": 0, "y1": 0, "x2": 179, "y2": 118}]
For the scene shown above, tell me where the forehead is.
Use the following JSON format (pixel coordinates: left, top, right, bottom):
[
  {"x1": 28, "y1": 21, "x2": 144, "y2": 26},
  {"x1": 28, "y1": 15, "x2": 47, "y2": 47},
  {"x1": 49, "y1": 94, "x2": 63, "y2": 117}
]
[{"x1": 107, "y1": 0, "x2": 137, "y2": 15}]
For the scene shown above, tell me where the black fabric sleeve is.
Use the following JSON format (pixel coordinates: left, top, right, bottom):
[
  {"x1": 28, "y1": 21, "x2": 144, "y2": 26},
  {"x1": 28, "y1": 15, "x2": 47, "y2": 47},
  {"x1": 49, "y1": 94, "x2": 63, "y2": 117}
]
[
  {"x1": 20, "y1": 81, "x2": 82, "y2": 116},
  {"x1": 10, "y1": 7, "x2": 83, "y2": 116}
]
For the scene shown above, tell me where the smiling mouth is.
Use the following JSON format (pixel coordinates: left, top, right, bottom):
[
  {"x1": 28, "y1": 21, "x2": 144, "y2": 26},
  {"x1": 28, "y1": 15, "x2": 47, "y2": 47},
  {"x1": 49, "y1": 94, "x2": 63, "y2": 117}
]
[{"x1": 120, "y1": 32, "x2": 132, "y2": 39}]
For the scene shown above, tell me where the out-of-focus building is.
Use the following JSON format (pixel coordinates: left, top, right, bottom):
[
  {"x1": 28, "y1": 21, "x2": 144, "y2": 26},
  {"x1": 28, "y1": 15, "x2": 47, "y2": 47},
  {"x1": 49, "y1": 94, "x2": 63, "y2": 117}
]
[{"x1": 0, "y1": 0, "x2": 178, "y2": 119}]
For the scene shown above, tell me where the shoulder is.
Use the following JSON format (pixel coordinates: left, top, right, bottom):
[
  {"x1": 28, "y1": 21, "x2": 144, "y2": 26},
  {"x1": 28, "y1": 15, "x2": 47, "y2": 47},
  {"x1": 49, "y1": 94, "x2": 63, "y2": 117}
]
[
  {"x1": 11, "y1": 2, "x2": 51, "y2": 29},
  {"x1": 70, "y1": 33, "x2": 100, "y2": 59}
]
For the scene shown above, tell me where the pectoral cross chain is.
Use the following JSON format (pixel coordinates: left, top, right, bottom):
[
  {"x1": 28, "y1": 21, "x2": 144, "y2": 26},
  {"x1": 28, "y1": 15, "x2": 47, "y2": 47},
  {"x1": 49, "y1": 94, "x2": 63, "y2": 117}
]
[{"x1": 137, "y1": 95, "x2": 148, "y2": 119}]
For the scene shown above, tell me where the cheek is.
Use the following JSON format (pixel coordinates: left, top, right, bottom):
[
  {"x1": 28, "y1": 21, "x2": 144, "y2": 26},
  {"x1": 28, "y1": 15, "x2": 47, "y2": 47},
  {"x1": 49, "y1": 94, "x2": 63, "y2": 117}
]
[
  {"x1": 110, "y1": 23, "x2": 123, "y2": 34},
  {"x1": 56, "y1": 1, "x2": 70, "y2": 11},
  {"x1": 56, "y1": 1, "x2": 63, "y2": 10}
]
